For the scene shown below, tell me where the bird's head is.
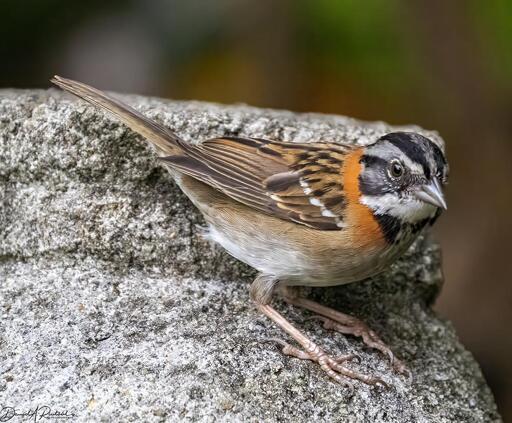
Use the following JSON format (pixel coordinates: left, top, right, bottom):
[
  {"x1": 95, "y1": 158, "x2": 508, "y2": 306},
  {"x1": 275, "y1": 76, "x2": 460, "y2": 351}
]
[{"x1": 359, "y1": 132, "x2": 448, "y2": 224}]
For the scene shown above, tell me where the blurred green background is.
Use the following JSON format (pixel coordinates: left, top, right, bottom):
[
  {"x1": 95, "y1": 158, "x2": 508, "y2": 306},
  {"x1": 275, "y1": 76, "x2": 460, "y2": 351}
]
[{"x1": 2, "y1": 0, "x2": 511, "y2": 417}]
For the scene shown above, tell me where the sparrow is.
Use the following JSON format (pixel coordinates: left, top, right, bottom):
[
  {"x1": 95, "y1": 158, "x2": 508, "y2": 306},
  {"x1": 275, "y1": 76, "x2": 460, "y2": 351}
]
[{"x1": 51, "y1": 76, "x2": 448, "y2": 388}]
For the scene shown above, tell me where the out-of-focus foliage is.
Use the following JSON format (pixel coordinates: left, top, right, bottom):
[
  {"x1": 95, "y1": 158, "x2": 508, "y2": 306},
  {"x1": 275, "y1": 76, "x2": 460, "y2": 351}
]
[
  {"x1": 297, "y1": 1, "x2": 407, "y2": 79},
  {"x1": 473, "y1": 0, "x2": 512, "y2": 85}
]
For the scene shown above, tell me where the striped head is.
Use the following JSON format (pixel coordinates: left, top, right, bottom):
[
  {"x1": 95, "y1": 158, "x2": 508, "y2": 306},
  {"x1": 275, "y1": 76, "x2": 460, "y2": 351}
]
[{"x1": 358, "y1": 132, "x2": 448, "y2": 241}]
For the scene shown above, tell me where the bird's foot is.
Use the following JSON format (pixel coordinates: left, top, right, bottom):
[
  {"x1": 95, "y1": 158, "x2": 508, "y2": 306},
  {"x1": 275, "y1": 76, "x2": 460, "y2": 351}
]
[
  {"x1": 280, "y1": 289, "x2": 410, "y2": 378},
  {"x1": 265, "y1": 338, "x2": 360, "y2": 364},
  {"x1": 265, "y1": 338, "x2": 387, "y2": 389},
  {"x1": 312, "y1": 315, "x2": 410, "y2": 378}
]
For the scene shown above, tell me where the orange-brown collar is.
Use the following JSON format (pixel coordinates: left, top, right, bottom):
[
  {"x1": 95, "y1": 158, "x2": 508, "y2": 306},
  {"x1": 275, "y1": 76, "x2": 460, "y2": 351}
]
[{"x1": 342, "y1": 148, "x2": 386, "y2": 248}]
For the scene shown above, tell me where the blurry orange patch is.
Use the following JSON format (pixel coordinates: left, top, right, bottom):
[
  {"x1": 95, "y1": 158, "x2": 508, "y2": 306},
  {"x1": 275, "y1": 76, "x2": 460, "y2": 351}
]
[{"x1": 165, "y1": 51, "x2": 269, "y2": 106}]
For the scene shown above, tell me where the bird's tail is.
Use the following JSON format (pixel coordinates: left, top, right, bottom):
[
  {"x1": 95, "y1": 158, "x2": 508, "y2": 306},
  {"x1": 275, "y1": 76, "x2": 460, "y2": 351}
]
[{"x1": 51, "y1": 75, "x2": 184, "y2": 155}]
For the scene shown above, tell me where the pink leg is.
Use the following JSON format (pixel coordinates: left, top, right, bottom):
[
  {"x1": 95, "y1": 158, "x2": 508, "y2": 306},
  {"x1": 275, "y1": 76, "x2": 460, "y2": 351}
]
[
  {"x1": 282, "y1": 290, "x2": 410, "y2": 377},
  {"x1": 265, "y1": 338, "x2": 359, "y2": 364},
  {"x1": 256, "y1": 303, "x2": 387, "y2": 388}
]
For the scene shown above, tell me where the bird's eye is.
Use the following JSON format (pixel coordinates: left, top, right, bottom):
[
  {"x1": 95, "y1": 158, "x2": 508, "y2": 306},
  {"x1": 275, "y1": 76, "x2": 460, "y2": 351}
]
[{"x1": 388, "y1": 160, "x2": 404, "y2": 178}]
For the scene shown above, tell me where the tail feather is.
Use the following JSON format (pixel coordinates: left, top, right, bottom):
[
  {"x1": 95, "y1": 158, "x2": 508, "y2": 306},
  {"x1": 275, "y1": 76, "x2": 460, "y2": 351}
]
[{"x1": 51, "y1": 75, "x2": 184, "y2": 155}]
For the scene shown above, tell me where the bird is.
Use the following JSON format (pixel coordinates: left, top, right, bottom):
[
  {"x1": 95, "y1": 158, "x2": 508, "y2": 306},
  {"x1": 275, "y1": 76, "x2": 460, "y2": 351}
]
[{"x1": 51, "y1": 76, "x2": 448, "y2": 388}]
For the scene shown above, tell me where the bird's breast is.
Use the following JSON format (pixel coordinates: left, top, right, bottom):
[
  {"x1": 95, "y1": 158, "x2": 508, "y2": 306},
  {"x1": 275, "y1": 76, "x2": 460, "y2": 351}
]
[{"x1": 179, "y1": 171, "x2": 407, "y2": 288}]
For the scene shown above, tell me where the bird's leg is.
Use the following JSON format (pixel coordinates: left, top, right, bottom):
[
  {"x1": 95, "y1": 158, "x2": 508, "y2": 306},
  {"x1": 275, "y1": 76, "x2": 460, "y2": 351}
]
[
  {"x1": 251, "y1": 275, "x2": 386, "y2": 387},
  {"x1": 265, "y1": 338, "x2": 358, "y2": 364},
  {"x1": 280, "y1": 286, "x2": 409, "y2": 376}
]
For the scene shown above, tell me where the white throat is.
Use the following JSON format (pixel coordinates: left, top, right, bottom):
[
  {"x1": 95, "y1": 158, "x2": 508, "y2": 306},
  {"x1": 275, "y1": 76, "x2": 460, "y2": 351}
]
[{"x1": 360, "y1": 193, "x2": 437, "y2": 223}]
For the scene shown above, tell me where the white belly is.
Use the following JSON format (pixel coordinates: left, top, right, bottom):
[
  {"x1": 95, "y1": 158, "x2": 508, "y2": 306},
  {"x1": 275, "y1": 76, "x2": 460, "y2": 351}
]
[
  {"x1": 203, "y1": 222, "x2": 409, "y2": 288},
  {"x1": 204, "y1": 224, "x2": 308, "y2": 278}
]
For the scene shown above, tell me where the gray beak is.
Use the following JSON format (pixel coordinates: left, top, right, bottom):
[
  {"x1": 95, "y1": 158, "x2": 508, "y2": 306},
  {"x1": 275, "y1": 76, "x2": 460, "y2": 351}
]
[{"x1": 414, "y1": 178, "x2": 447, "y2": 210}]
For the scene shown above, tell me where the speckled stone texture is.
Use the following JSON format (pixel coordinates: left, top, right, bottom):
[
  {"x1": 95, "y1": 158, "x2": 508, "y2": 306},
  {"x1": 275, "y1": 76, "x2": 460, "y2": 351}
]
[{"x1": 0, "y1": 89, "x2": 501, "y2": 422}]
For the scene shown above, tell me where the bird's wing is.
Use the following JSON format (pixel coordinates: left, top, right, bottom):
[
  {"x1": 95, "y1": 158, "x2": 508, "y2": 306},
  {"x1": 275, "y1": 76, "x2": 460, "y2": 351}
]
[
  {"x1": 162, "y1": 136, "x2": 354, "y2": 230},
  {"x1": 50, "y1": 76, "x2": 354, "y2": 230}
]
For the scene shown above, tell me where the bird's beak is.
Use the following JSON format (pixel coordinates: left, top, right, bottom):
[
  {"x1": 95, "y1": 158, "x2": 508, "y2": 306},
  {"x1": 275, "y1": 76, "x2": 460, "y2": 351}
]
[{"x1": 414, "y1": 179, "x2": 447, "y2": 210}]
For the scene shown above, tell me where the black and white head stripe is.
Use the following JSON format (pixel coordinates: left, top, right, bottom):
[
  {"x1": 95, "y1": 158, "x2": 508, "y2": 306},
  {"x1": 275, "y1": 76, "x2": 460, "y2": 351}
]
[
  {"x1": 357, "y1": 131, "x2": 447, "y2": 225},
  {"x1": 379, "y1": 132, "x2": 447, "y2": 181}
]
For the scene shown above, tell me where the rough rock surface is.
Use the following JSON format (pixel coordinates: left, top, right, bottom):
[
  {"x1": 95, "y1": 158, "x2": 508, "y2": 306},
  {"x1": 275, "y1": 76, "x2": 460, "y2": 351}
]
[{"x1": 0, "y1": 89, "x2": 501, "y2": 422}]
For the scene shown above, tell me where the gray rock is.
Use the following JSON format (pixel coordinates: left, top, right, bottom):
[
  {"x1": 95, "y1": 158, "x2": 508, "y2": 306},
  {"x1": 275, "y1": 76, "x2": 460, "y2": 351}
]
[{"x1": 0, "y1": 89, "x2": 501, "y2": 422}]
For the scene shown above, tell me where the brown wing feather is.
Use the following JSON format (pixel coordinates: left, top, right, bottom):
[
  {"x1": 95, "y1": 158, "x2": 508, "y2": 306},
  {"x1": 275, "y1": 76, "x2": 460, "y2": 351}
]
[
  {"x1": 162, "y1": 136, "x2": 354, "y2": 230},
  {"x1": 50, "y1": 77, "x2": 352, "y2": 230}
]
